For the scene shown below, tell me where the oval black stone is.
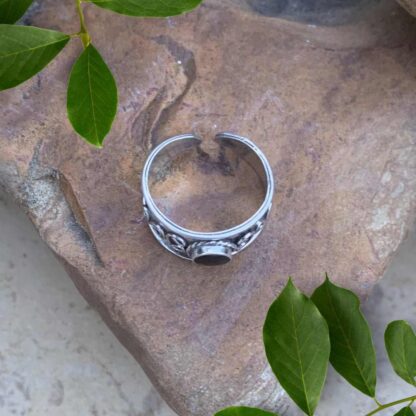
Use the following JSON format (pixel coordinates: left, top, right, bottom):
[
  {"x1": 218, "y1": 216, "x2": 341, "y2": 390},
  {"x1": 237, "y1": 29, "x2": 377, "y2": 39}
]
[{"x1": 194, "y1": 254, "x2": 231, "y2": 266}]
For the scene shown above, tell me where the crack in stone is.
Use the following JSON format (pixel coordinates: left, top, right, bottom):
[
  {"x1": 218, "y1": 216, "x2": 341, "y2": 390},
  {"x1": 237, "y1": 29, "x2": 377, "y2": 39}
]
[
  {"x1": 58, "y1": 173, "x2": 104, "y2": 267},
  {"x1": 150, "y1": 35, "x2": 197, "y2": 147},
  {"x1": 13, "y1": 142, "x2": 104, "y2": 267},
  {"x1": 130, "y1": 86, "x2": 168, "y2": 155},
  {"x1": 130, "y1": 36, "x2": 196, "y2": 169}
]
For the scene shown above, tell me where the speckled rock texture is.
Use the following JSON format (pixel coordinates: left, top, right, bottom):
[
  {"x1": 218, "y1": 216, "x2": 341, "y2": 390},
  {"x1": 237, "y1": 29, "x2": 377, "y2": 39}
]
[{"x1": 1, "y1": 0, "x2": 416, "y2": 415}]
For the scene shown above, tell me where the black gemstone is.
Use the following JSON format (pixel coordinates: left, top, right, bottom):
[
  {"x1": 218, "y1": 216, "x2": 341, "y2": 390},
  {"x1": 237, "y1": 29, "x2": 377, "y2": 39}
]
[{"x1": 194, "y1": 254, "x2": 231, "y2": 266}]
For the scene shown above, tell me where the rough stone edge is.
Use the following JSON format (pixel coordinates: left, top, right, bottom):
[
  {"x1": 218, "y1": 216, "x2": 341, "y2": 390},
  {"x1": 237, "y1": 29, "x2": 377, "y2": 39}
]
[{"x1": 0, "y1": 157, "x2": 187, "y2": 415}]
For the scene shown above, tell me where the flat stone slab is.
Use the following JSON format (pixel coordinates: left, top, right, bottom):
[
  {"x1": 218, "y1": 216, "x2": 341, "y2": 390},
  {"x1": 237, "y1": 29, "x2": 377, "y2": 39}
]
[{"x1": 1, "y1": 1, "x2": 416, "y2": 415}]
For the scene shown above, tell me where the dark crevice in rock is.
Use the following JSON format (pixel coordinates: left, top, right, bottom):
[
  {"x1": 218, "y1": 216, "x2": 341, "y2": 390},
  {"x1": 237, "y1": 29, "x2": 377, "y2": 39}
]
[
  {"x1": 130, "y1": 86, "x2": 167, "y2": 154},
  {"x1": 130, "y1": 36, "x2": 196, "y2": 157},
  {"x1": 17, "y1": 143, "x2": 104, "y2": 267},
  {"x1": 58, "y1": 173, "x2": 105, "y2": 267},
  {"x1": 65, "y1": 209, "x2": 105, "y2": 268},
  {"x1": 58, "y1": 173, "x2": 94, "y2": 242},
  {"x1": 150, "y1": 35, "x2": 197, "y2": 147}
]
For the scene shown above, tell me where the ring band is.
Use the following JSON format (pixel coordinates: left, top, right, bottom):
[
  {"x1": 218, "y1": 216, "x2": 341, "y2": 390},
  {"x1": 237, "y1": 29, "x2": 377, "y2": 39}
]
[{"x1": 141, "y1": 132, "x2": 274, "y2": 265}]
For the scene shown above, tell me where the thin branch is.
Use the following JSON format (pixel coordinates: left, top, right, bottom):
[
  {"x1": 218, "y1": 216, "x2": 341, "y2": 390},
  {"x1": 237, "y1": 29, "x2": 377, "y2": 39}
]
[{"x1": 366, "y1": 395, "x2": 416, "y2": 416}]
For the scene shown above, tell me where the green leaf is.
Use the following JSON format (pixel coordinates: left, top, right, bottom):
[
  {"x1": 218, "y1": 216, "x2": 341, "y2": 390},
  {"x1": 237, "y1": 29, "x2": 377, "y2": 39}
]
[
  {"x1": 263, "y1": 278, "x2": 330, "y2": 416},
  {"x1": 0, "y1": 25, "x2": 69, "y2": 90},
  {"x1": 0, "y1": 0, "x2": 33, "y2": 24},
  {"x1": 385, "y1": 320, "x2": 416, "y2": 386},
  {"x1": 215, "y1": 407, "x2": 279, "y2": 416},
  {"x1": 67, "y1": 44, "x2": 118, "y2": 147},
  {"x1": 91, "y1": 0, "x2": 203, "y2": 17},
  {"x1": 394, "y1": 407, "x2": 415, "y2": 416},
  {"x1": 311, "y1": 276, "x2": 377, "y2": 397}
]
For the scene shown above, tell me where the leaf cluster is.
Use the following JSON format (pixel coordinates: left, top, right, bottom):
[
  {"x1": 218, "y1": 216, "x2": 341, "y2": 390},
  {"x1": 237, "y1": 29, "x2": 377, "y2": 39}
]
[
  {"x1": 0, "y1": 0, "x2": 203, "y2": 146},
  {"x1": 216, "y1": 276, "x2": 416, "y2": 416}
]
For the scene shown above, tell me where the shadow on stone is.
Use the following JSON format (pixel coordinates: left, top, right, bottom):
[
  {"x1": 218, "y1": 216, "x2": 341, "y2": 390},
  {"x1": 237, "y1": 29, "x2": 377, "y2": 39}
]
[{"x1": 246, "y1": 0, "x2": 382, "y2": 25}]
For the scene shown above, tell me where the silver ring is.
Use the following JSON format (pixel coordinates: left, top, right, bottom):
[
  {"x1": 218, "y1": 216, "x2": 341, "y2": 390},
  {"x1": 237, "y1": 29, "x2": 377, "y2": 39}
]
[{"x1": 141, "y1": 132, "x2": 274, "y2": 265}]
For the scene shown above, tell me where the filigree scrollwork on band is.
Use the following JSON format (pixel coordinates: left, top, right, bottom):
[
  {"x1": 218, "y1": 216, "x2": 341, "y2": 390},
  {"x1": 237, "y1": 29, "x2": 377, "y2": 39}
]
[
  {"x1": 165, "y1": 233, "x2": 187, "y2": 255},
  {"x1": 236, "y1": 220, "x2": 264, "y2": 250},
  {"x1": 145, "y1": 204, "x2": 190, "y2": 257},
  {"x1": 144, "y1": 202, "x2": 266, "y2": 260}
]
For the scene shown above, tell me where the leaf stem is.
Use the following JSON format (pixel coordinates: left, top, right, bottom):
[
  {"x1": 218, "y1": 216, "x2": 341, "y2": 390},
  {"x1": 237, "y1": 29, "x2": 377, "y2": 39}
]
[
  {"x1": 76, "y1": 0, "x2": 91, "y2": 47},
  {"x1": 365, "y1": 395, "x2": 416, "y2": 416},
  {"x1": 374, "y1": 398, "x2": 383, "y2": 407}
]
